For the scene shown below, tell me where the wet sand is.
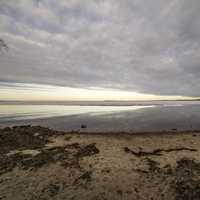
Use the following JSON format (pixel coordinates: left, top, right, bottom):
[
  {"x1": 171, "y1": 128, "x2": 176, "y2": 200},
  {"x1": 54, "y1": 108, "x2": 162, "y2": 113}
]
[{"x1": 1, "y1": 126, "x2": 200, "y2": 200}]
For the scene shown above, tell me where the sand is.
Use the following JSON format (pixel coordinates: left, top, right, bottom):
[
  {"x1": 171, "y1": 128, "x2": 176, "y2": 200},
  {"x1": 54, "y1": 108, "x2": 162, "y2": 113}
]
[{"x1": 0, "y1": 125, "x2": 200, "y2": 200}]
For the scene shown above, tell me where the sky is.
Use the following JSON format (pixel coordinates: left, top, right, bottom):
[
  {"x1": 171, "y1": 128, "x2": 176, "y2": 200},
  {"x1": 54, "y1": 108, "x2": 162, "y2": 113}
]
[{"x1": 0, "y1": 0, "x2": 200, "y2": 101}]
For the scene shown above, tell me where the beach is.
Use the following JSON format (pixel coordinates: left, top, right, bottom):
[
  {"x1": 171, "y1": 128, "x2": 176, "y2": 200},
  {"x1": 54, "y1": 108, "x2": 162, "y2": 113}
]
[
  {"x1": 1, "y1": 0, "x2": 199, "y2": 198},
  {"x1": 0, "y1": 125, "x2": 200, "y2": 200}
]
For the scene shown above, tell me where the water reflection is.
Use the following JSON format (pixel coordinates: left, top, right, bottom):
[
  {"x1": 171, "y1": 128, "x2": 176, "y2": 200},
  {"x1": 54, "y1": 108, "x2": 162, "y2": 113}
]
[
  {"x1": 0, "y1": 103, "x2": 200, "y2": 132},
  {"x1": 0, "y1": 105, "x2": 153, "y2": 121}
]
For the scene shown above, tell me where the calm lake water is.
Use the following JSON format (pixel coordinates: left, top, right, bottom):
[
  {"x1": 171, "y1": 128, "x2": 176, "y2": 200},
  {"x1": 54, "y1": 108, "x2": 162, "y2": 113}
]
[{"x1": 0, "y1": 101, "x2": 200, "y2": 132}]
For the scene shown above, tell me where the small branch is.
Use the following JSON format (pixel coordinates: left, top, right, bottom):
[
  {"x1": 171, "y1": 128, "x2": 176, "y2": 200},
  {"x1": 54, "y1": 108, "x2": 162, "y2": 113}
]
[
  {"x1": 124, "y1": 147, "x2": 197, "y2": 157},
  {"x1": 0, "y1": 39, "x2": 8, "y2": 52}
]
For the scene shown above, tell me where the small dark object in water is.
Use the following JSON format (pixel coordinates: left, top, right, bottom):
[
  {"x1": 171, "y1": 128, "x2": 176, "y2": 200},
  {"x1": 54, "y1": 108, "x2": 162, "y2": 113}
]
[{"x1": 81, "y1": 124, "x2": 87, "y2": 129}]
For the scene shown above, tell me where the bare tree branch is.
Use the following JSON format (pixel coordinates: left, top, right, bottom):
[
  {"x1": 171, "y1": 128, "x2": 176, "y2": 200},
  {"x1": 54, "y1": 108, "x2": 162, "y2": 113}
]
[{"x1": 0, "y1": 39, "x2": 8, "y2": 52}]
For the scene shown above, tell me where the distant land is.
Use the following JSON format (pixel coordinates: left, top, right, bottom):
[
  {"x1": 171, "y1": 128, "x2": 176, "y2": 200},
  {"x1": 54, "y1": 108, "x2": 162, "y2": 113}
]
[{"x1": 0, "y1": 99, "x2": 200, "y2": 106}]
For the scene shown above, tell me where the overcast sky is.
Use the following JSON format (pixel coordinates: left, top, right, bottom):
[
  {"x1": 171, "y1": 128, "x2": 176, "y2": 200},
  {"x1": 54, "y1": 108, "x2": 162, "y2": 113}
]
[{"x1": 0, "y1": 0, "x2": 200, "y2": 99}]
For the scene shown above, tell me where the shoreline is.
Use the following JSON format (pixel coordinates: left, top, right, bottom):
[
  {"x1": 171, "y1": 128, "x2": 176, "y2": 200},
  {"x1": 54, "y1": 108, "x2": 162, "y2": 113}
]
[
  {"x1": 1, "y1": 125, "x2": 200, "y2": 199},
  {"x1": 2, "y1": 124, "x2": 200, "y2": 136}
]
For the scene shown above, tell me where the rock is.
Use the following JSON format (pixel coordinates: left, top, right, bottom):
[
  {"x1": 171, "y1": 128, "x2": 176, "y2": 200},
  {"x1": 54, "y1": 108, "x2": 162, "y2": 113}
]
[
  {"x1": 81, "y1": 124, "x2": 87, "y2": 129},
  {"x1": 77, "y1": 143, "x2": 99, "y2": 157}
]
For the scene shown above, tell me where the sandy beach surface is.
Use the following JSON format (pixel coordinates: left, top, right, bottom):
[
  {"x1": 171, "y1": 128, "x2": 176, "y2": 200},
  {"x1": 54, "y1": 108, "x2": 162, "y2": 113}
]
[{"x1": 1, "y1": 126, "x2": 200, "y2": 200}]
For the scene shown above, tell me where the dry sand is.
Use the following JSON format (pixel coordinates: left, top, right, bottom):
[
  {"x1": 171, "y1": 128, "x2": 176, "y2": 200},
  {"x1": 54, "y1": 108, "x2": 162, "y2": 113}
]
[{"x1": 0, "y1": 126, "x2": 200, "y2": 200}]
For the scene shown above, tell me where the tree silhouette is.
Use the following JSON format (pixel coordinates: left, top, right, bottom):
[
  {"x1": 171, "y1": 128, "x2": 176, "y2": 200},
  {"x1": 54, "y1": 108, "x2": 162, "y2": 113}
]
[{"x1": 0, "y1": 39, "x2": 8, "y2": 52}]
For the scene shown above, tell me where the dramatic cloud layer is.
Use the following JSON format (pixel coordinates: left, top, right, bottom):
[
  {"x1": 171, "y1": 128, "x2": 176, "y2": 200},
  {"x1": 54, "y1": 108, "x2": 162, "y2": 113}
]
[{"x1": 0, "y1": 0, "x2": 200, "y2": 96}]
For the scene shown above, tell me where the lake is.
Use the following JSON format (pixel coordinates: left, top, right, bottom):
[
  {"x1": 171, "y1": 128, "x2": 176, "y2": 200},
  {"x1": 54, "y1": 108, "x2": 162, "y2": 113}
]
[{"x1": 0, "y1": 101, "x2": 200, "y2": 132}]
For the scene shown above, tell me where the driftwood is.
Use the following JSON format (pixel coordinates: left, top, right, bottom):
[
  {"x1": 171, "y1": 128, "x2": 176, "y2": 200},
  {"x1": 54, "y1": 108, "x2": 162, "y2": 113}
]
[{"x1": 124, "y1": 147, "x2": 197, "y2": 157}]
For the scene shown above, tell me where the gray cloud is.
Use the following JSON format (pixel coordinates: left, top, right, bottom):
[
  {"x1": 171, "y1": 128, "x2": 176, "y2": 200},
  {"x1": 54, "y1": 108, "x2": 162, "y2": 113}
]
[{"x1": 0, "y1": 0, "x2": 200, "y2": 96}]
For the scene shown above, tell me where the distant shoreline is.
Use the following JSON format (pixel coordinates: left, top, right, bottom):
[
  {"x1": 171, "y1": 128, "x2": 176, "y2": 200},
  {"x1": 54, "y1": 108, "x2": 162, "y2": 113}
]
[{"x1": 0, "y1": 99, "x2": 200, "y2": 106}]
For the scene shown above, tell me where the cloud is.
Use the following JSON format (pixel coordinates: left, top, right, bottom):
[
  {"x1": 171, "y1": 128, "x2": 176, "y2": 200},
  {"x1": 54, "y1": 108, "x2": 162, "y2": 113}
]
[{"x1": 0, "y1": 0, "x2": 200, "y2": 96}]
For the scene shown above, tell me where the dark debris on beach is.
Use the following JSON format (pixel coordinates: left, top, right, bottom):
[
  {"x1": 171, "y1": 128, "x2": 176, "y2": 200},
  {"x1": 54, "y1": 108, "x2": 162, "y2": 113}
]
[
  {"x1": 124, "y1": 145, "x2": 200, "y2": 200},
  {"x1": 1, "y1": 125, "x2": 200, "y2": 199},
  {"x1": 0, "y1": 126, "x2": 100, "y2": 175}
]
